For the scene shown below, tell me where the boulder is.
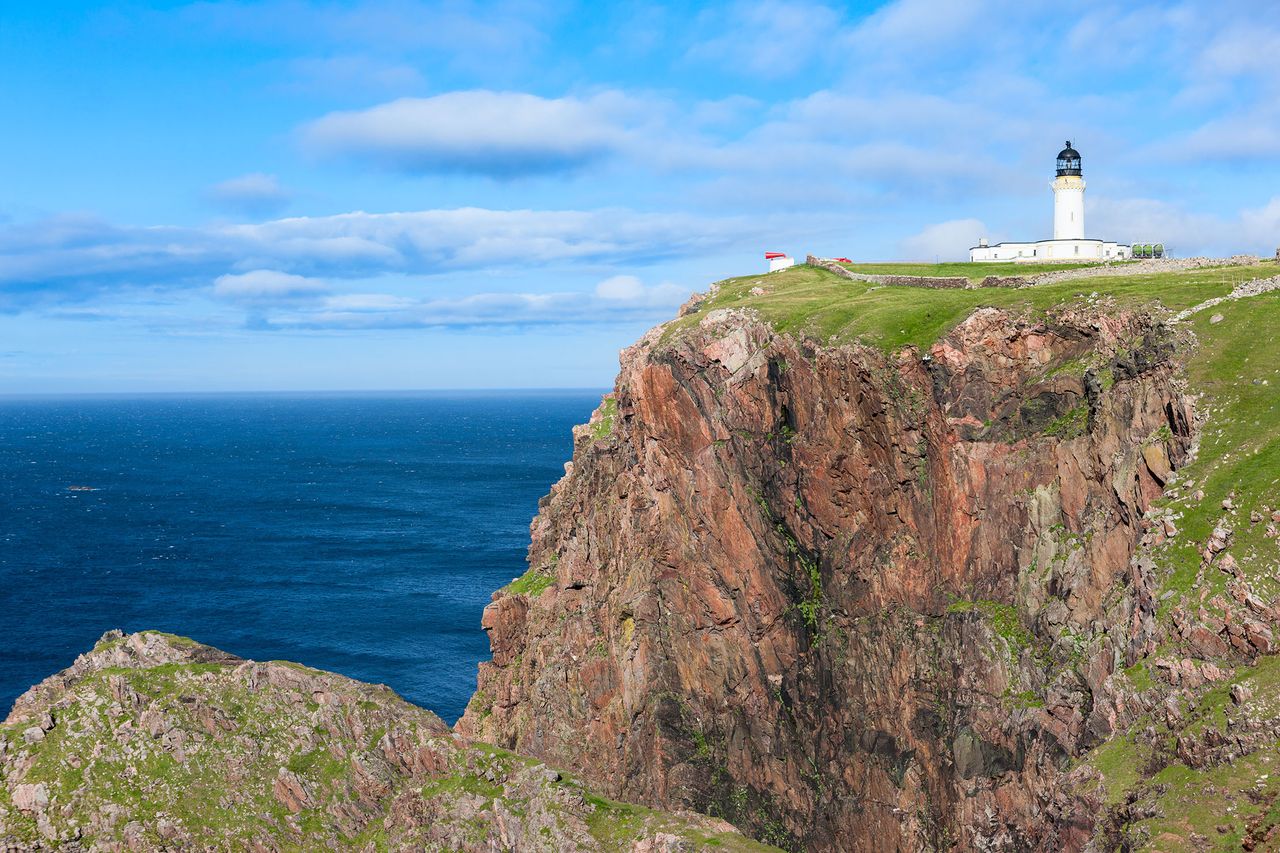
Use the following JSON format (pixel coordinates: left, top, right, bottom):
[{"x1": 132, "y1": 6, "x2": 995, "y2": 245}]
[{"x1": 13, "y1": 782, "x2": 50, "y2": 813}]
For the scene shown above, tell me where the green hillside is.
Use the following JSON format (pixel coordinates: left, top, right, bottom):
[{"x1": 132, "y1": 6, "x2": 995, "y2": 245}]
[{"x1": 672, "y1": 261, "x2": 1273, "y2": 351}]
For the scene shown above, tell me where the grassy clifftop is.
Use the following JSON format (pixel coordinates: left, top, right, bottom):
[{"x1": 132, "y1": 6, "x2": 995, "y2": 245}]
[{"x1": 671, "y1": 261, "x2": 1273, "y2": 351}]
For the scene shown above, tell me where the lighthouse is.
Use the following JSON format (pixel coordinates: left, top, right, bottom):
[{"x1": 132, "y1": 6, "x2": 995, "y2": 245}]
[
  {"x1": 1052, "y1": 141, "x2": 1085, "y2": 240},
  {"x1": 969, "y1": 140, "x2": 1131, "y2": 262}
]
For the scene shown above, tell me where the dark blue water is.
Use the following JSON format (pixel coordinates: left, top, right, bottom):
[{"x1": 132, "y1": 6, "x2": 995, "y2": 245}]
[{"x1": 0, "y1": 391, "x2": 600, "y2": 723}]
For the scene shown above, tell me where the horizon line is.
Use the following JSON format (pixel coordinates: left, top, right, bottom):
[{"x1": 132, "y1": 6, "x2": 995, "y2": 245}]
[{"x1": 0, "y1": 387, "x2": 614, "y2": 400}]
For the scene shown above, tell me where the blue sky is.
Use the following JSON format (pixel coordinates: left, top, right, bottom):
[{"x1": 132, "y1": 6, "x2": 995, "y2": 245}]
[{"x1": 1, "y1": 0, "x2": 1277, "y2": 392}]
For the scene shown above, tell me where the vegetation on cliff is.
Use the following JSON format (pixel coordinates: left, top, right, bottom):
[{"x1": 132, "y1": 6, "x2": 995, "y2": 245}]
[
  {"x1": 1080, "y1": 267, "x2": 1280, "y2": 850},
  {"x1": 0, "y1": 631, "x2": 778, "y2": 852}
]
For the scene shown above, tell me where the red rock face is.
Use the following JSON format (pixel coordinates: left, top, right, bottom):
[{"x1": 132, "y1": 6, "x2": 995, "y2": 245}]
[{"x1": 458, "y1": 306, "x2": 1194, "y2": 851}]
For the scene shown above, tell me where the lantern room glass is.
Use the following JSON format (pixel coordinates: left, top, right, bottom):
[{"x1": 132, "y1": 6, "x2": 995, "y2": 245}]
[{"x1": 1056, "y1": 141, "x2": 1082, "y2": 177}]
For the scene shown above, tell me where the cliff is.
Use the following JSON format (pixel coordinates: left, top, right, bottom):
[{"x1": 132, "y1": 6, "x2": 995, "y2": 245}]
[
  {"x1": 460, "y1": 261, "x2": 1280, "y2": 850},
  {"x1": 0, "y1": 631, "x2": 776, "y2": 852}
]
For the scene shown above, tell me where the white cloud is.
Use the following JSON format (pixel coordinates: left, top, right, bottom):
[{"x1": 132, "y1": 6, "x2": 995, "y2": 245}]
[
  {"x1": 850, "y1": 0, "x2": 981, "y2": 50},
  {"x1": 594, "y1": 274, "x2": 645, "y2": 301},
  {"x1": 1086, "y1": 195, "x2": 1280, "y2": 257},
  {"x1": 686, "y1": 1, "x2": 846, "y2": 77},
  {"x1": 1160, "y1": 109, "x2": 1280, "y2": 163},
  {"x1": 1240, "y1": 198, "x2": 1280, "y2": 250},
  {"x1": 207, "y1": 173, "x2": 293, "y2": 216},
  {"x1": 1194, "y1": 24, "x2": 1280, "y2": 82},
  {"x1": 594, "y1": 275, "x2": 689, "y2": 305},
  {"x1": 263, "y1": 280, "x2": 692, "y2": 331},
  {"x1": 181, "y1": 0, "x2": 549, "y2": 57},
  {"x1": 898, "y1": 219, "x2": 987, "y2": 262},
  {"x1": 213, "y1": 269, "x2": 329, "y2": 301},
  {"x1": 321, "y1": 293, "x2": 417, "y2": 312},
  {"x1": 0, "y1": 207, "x2": 750, "y2": 312},
  {"x1": 300, "y1": 91, "x2": 639, "y2": 177}
]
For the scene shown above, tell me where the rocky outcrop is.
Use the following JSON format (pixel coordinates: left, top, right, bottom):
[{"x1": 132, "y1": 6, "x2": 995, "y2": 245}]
[
  {"x1": 0, "y1": 631, "x2": 776, "y2": 852},
  {"x1": 459, "y1": 303, "x2": 1196, "y2": 851}
]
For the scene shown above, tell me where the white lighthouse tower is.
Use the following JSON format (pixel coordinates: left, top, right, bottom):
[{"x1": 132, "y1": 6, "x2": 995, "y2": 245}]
[
  {"x1": 969, "y1": 140, "x2": 1131, "y2": 262},
  {"x1": 1052, "y1": 141, "x2": 1085, "y2": 240}
]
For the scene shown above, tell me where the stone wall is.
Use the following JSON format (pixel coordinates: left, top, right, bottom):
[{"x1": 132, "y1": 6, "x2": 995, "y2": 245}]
[
  {"x1": 806, "y1": 255, "x2": 980, "y2": 288},
  {"x1": 808, "y1": 255, "x2": 1270, "y2": 290}
]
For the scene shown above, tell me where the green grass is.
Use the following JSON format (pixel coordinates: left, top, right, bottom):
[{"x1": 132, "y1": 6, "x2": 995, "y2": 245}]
[
  {"x1": 1062, "y1": 281, "x2": 1280, "y2": 843},
  {"x1": 579, "y1": 788, "x2": 783, "y2": 852},
  {"x1": 1181, "y1": 656, "x2": 1280, "y2": 739},
  {"x1": 670, "y1": 263, "x2": 1256, "y2": 352},
  {"x1": 1129, "y1": 745, "x2": 1280, "y2": 851},
  {"x1": 839, "y1": 260, "x2": 1119, "y2": 280},
  {"x1": 1122, "y1": 660, "x2": 1154, "y2": 692},
  {"x1": 591, "y1": 395, "x2": 619, "y2": 440},
  {"x1": 1148, "y1": 288, "x2": 1280, "y2": 607},
  {"x1": 945, "y1": 599, "x2": 1034, "y2": 660},
  {"x1": 419, "y1": 771, "x2": 503, "y2": 801},
  {"x1": 796, "y1": 554, "x2": 823, "y2": 634},
  {"x1": 1083, "y1": 733, "x2": 1146, "y2": 806},
  {"x1": 1042, "y1": 404, "x2": 1089, "y2": 439},
  {"x1": 1087, "y1": 636, "x2": 1280, "y2": 844},
  {"x1": 503, "y1": 564, "x2": 556, "y2": 597}
]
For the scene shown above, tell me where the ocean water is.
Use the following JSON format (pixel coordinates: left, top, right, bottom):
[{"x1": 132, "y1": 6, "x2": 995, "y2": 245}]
[{"x1": 0, "y1": 391, "x2": 600, "y2": 724}]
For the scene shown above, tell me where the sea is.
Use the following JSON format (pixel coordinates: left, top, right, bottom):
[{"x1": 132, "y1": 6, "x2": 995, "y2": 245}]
[{"x1": 0, "y1": 391, "x2": 601, "y2": 724}]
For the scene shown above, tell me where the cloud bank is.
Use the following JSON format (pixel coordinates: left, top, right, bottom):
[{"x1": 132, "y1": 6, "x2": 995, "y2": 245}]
[
  {"x1": 213, "y1": 270, "x2": 329, "y2": 302},
  {"x1": 0, "y1": 207, "x2": 746, "y2": 311},
  {"x1": 260, "y1": 274, "x2": 692, "y2": 330},
  {"x1": 301, "y1": 92, "x2": 639, "y2": 177}
]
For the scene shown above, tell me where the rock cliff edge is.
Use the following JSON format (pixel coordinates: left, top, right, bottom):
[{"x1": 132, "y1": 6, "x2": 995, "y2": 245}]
[{"x1": 459, "y1": 295, "x2": 1195, "y2": 850}]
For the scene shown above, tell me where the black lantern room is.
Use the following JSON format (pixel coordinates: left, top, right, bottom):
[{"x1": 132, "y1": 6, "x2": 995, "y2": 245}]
[{"x1": 1056, "y1": 141, "x2": 1082, "y2": 176}]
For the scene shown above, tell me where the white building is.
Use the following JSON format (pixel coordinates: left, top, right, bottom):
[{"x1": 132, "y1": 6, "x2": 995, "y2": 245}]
[
  {"x1": 970, "y1": 142, "x2": 1131, "y2": 263},
  {"x1": 766, "y1": 252, "x2": 795, "y2": 272}
]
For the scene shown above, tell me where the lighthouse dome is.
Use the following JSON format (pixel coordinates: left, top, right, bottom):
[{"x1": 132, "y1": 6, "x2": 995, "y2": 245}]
[{"x1": 1056, "y1": 141, "x2": 1082, "y2": 176}]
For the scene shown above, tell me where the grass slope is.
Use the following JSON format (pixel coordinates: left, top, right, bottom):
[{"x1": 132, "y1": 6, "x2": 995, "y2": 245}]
[
  {"x1": 672, "y1": 262, "x2": 1269, "y2": 352},
  {"x1": 1148, "y1": 288, "x2": 1280, "y2": 606},
  {"x1": 1080, "y1": 280, "x2": 1280, "y2": 849}
]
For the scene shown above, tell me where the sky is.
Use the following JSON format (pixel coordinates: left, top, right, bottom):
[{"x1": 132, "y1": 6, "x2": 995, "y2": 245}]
[{"x1": 1, "y1": 0, "x2": 1278, "y2": 393}]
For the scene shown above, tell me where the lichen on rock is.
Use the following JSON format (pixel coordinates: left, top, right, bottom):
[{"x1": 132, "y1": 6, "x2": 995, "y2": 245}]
[{"x1": 0, "y1": 631, "x2": 776, "y2": 852}]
